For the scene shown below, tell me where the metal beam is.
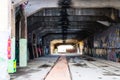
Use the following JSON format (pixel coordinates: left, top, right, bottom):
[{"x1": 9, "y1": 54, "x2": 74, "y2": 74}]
[
  {"x1": 42, "y1": 30, "x2": 93, "y2": 45},
  {"x1": 37, "y1": 27, "x2": 101, "y2": 35},
  {"x1": 27, "y1": 8, "x2": 118, "y2": 25},
  {"x1": 28, "y1": 21, "x2": 108, "y2": 33},
  {"x1": 40, "y1": 29, "x2": 95, "y2": 39},
  {"x1": 29, "y1": 15, "x2": 113, "y2": 23},
  {"x1": 30, "y1": 8, "x2": 118, "y2": 18},
  {"x1": 30, "y1": 15, "x2": 113, "y2": 21},
  {"x1": 42, "y1": 34, "x2": 78, "y2": 45}
]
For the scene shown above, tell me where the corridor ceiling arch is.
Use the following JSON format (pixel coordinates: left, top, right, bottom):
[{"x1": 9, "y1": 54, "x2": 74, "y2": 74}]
[{"x1": 24, "y1": 0, "x2": 120, "y2": 17}]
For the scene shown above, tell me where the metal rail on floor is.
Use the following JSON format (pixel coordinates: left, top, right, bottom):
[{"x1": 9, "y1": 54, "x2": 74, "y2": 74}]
[{"x1": 43, "y1": 56, "x2": 60, "y2": 80}]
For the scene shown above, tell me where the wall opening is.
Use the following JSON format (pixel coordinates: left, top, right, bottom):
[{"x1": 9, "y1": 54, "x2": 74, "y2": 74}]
[{"x1": 57, "y1": 45, "x2": 76, "y2": 53}]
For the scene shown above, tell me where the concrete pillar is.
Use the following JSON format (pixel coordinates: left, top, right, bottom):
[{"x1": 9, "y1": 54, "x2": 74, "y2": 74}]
[
  {"x1": 0, "y1": 0, "x2": 11, "y2": 80},
  {"x1": 32, "y1": 32, "x2": 39, "y2": 58},
  {"x1": 77, "y1": 43, "x2": 80, "y2": 54},
  {"x1": 79, "y1": 42, "x2": 84, "y2": 55},
  {"x1": 6, "y1": 4, "x2": 17, "y2": 73},
  {"x1": 11, "y1": 6, "x2": 16, "y2": 61},
  {"x1": 19, "y1": 5, "x2": 27, "y2": 67}
]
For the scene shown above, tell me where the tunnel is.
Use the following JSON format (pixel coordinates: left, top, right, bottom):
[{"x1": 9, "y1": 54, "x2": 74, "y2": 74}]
[
  {"x1": 1, "y1": 0, "x2": 120, "y2": 80},
  {"x1": 26, "y1": 4, "x2": 120, "y2": 61}
]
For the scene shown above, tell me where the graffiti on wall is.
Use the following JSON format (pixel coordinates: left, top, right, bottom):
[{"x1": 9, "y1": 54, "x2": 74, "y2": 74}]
[{"x1": 93, "y1": 25, "x2": 120, "y2": 61}]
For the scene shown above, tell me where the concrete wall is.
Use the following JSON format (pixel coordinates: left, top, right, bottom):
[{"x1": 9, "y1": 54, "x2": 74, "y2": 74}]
[
  {"x1": 84, "y1": 24, "x2": 120, "y2": 62},
  {"x1": 0, "y1": 0, "x2": 11, "y2": 80}
]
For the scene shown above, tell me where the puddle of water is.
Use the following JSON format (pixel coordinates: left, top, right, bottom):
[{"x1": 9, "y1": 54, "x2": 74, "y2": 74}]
[
  {"x1": 99, "y1": 65, "x2": 108, "y2": 67},
  {"x1": 73, "y1": 63, "x2": 89, "y2": 68},
  {"x1": 98, "y1": 77, "x2": 102, "y2": 79},
  {"x1": 85, "y1": 58, "x2": 96, "y2": 61},
  {"x1": 103, "y1": 72, "x2": 120, "y2": 76},
  {"x1": 115, "y1": 70, "x2": 119, "y2": 72},
  {"x1": 28, "y1": 69, "x2": 41, "y2": 73},
  {"x1": 38, "y1": 64, "x2": 51, "y2": 68}
]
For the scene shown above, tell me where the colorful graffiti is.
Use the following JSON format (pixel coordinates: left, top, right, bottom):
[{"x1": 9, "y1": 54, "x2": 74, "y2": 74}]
[
  {"x1": 84, "y1": 24, "x2": 120, "y2": 62},
  {"x1": 7, "y1": 37, "x2": 11, "y2": 59}
]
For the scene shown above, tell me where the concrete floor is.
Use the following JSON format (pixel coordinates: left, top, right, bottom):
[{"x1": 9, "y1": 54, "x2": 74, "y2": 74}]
[
  {"x1": 45, "y1": 56, "x2": 71, "y2": 80},
  {"x1": 10, "y1": 55, "x2": 120, "y2": 80},
  {"x1": 10, "y1": 56, "x2": 59, "y2": 80}
]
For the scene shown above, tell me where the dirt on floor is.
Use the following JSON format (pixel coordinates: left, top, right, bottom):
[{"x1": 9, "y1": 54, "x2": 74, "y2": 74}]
[
  {"x1": 73, "y1": 63, "x2": 89, "y2": 68},
  {"x1": 103, "y1": 72, "x2": 120, "y2": 76},
  {"x1": 38, "y1": 64, "x2": 51, "y2": 68},
  {"x1": 84, "y1": 58, "x2": 96, "y2": 61}
]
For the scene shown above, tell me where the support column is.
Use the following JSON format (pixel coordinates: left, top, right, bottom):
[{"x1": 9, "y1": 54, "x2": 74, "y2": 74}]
[
  {"x1": 7, "y1": 5, "x2": 16, "y2": 73},
  {"x1": 0, "y1": 0, "x2": 10, "y2": 80},
  {"x1": 79, "y1": 41, "x2": 84, "y2": 55},
  {"x1": 11, "y1": 6, "x2": 16, "y2": 61},
  {"x1": 31, "y1": 32, "x2": 38, "y2": 58},
  {"x1": 77, "y1": 43, "x2": 80, "y2": 54},
  {"x1": 19, "y1": 5, "x2": 27, "y2": 67}
]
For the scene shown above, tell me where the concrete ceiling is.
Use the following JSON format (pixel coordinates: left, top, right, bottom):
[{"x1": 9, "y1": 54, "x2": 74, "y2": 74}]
[
  {"x1": 14, "y1": 0, "x2": 120, "y2": 43},
  {"x1": 27, "y1": 7, "x2": 118, "y2": 34},
  {"x1": 11, "y1": 0, "x2": 28, "y2": 7},
  {"x1": 24, "y1": 0, "x2": 120, "y2": 17},
  {"x1": 12, "y1": 0, "x2": 120, "y2": 17},
  {"x1": 26, "y1": 7, "x2": 119, "y2": 42}
]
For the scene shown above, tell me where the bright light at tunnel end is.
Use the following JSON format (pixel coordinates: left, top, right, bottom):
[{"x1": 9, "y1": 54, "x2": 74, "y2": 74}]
[{"x1": 57, "y1": 45, "x2": 74, "y2": 53}]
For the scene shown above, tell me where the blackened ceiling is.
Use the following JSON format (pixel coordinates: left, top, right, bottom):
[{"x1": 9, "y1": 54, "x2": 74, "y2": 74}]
[{"x1": 27, "y1": 7, "x2": 119, "y2": 41}]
